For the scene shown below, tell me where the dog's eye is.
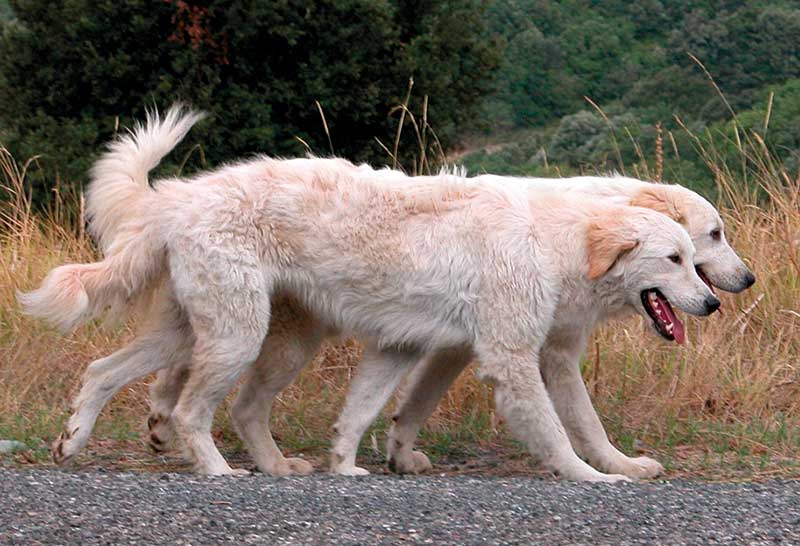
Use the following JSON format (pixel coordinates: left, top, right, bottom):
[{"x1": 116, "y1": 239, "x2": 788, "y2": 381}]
[
  {"x1": 668, "y1": 254, "x2": 682, "y2": 265},
  {"x1": 710, "y1": 228, "x2": 721, "y2": 241}
]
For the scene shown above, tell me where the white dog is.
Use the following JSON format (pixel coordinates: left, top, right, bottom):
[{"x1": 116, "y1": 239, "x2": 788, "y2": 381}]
[
  {"x1": 20, "y1": 107, "x2": 722, "y2": 482},
  {"x1": 376, "y1": 174, "x2": 755, "y2": 476},
  {"x1": 140, "y1": 119, "x2": 752, "y2": 478}
]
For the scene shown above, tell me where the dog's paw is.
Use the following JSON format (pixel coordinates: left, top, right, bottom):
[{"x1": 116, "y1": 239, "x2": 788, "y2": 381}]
[
  {"x1": 554, "y1": 464, "x2": 633, "y2": 483},
  {"x1": 146, "y1": 413, "x2": 175, "y2": 454},
  {"x1": 329, "y1": 451, "x2": 369, "y2": 476},
  {"x1": 597, "y1": 455, "x2": 664, "y2": 479},
  {"x1": 199, "y1": 466, "x2": 251, "y2": 477},
  {"x1": 262, "y1": 457, "x2": 314, "y2": 477},
  {"x1": 618, "y1": 456, "x2": 664, "y2": 479},
  {"x1": 590, "y1": 472, "x2": 632, "y2": 484},
  {"x1": 52, "y1": 428, "x2": 82, "y2": 465},
  {"x1": 284, "y1": 457, "x2": 314, "y2": 475},
  {"x1": 332, "y1": 465, "x2": 370, "y2": 477},
  {"x1": 388, "y1": 449, "x2": 432, "y2": 474}
]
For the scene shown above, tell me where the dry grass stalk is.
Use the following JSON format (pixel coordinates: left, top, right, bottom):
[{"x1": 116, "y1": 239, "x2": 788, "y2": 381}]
[{"x1": 654, "y1": 122, "x2": 664, "y2": 183}]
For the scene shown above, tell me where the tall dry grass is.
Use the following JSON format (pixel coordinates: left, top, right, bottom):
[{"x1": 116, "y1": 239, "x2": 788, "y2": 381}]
[{"x1": 0, "y1": 112, "x2": 798, "y2": 476}]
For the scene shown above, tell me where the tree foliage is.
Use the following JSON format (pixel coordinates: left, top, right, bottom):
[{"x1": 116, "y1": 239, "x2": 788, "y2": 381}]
[
  {"x1": 464, "y1": 0, "x2": 800, "y2": 194},
  {"x1": 487, "y1": 0, "x2": 800, "y2": 131},
  {"x1": 0, "y1": 0, "x2": 500, "y2": 198}
]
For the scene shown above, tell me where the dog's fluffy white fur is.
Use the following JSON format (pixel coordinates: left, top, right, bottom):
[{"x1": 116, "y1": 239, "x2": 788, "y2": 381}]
[{"x1": 21, "y1": 107, "x2": 751, "y2": 480}]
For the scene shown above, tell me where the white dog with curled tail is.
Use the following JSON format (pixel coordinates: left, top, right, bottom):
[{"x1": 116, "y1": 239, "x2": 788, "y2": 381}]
[{"x1": 21, "y1": 106, "x2": 720, "y2": 481}]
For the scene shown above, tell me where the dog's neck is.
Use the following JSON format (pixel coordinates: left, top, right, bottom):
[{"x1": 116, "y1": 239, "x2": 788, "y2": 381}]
[
  {"x1": 526, "y1": 200, "x2": 638, "y2": 327},
  {"x1": 549, "y1": 270, "x2": 634, "y2": 335}
]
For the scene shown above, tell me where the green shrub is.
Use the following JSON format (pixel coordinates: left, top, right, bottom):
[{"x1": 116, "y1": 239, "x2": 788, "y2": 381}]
[{"x1": 0, "y1": 0, "x2": 500, "y2": 203}]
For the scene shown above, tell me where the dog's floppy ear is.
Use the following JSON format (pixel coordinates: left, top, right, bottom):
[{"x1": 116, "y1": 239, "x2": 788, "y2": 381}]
[
  {"x1": 630, "y1": 186, "x2": 685, "y2": 225},
  {"x1": 586, "y1": 213, "x2": 639, "y2": 279}
]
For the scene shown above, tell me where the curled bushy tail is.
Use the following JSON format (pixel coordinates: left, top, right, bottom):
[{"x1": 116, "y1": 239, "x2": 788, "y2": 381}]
[
  {"x1": 86, "y1": 104, "x2": 205, "y2": 252},
  {"x1": 19, "y1": 105, "x2": 198, "y2": 331},
  {"x1": 17, "y1": 228, "x2": 165, "y2": 332}
]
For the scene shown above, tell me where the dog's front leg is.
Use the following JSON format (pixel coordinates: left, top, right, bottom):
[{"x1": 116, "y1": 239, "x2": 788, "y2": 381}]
[
  {"x1": 477, "y1": 349, "x2": 630, "y2": 483},
  {"x1": 540, "y1": 330, "x2": 664, "y2": 479},
  {"x1": 330, "y1": 346, "x2": 418, "y2": 476}
]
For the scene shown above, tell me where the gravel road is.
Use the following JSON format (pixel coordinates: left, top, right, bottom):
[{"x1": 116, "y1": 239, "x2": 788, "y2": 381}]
[{"x1": 2, "y1": 469, "x2": 799, "y2": 544}]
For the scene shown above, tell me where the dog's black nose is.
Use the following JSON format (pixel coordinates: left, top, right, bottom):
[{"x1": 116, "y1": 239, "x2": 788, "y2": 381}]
[
  {"x1": 743, "y1": 271, "x2": 756, "y2": 288},
  {"x1": 705, "y1": 295, "x2": 721, "y2": 314}
]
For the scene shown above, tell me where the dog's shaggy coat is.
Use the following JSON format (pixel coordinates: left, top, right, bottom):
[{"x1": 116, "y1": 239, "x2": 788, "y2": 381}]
[{"x1": 20, "y1": 108, "x2": 750, "y2": 480}]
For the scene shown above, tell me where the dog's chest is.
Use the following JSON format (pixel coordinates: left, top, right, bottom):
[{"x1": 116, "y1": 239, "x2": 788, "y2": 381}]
[{"x1": 551, "y1": 299, "x2": 600, "y2": 332}]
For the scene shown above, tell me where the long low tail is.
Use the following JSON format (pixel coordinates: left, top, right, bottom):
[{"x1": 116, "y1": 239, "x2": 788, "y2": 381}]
[
  {"x1": 19, "y1": 105, "x2": 201, "y2": 332},
  {"x1": 18, "y1": 223, "x2": 165, "y2": 332},
  {"x1": 86, "y1": 105, "x2": 205, "y2": 252}
]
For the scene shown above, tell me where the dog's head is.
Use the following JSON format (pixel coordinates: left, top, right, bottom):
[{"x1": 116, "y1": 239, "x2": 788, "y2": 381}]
[
  {"x1": 631, "y1": 185, "x2": 755, "y2": 294},
  {"x1": 587, "y1": 207, "x2": 720, "y2": 344}
]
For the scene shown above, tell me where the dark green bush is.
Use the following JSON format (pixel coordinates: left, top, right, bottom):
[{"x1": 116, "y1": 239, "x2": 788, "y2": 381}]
[{"x1": 0, "y1": 0, "x2": 501, "y2": 202}]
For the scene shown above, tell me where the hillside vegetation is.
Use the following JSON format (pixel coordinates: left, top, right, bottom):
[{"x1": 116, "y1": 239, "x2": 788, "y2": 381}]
[
  {"x1": 2, "y1": 1, "x2": 800, "y2": 198},
  {"x1": 461, "y1": 0, "x2": 800, "y2": 195},
  {"x1": 0, "y1": 0, "x2": 499, "y2": 203}
]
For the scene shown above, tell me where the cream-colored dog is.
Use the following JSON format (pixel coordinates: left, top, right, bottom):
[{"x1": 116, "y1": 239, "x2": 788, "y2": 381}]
[
  {"x1": 371, "y1": 173, "x2": 754, "y2": 477},
  {"x1": 139, "y1": 112, "x2": 751, "y2": 479},
  {"x1": 20, "y1": 108, "x2": 737, "y2": 481}
]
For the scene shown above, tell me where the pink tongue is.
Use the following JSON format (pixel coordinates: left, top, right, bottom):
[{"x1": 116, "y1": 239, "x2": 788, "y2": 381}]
[
  {"x1": 657, "y1": 295, "x2": 686, "y2": 344},
  {"x1": 671, "y1": 316, "x2": 686, "y2": 344}
]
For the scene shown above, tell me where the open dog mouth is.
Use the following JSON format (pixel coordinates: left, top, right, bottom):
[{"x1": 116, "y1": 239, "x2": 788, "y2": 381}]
[
  {"x1": 696, "y1": 266, "x2": 716, "y2": 295},
  {"x1": 696, "y1": 266, "x2": 722, "y2": 314},
  {"x1": 640, "y1": 289, "x2": 686, "y2": 344}
]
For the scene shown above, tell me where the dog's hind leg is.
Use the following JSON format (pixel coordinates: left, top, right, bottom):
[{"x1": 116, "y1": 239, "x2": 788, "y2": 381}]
[
  {"x1": 146, "y1": 360, "x2": 192, "y2": 454},
  {"x1": 386, "y1": 346, "x2": 472, "y2": 474},
  {"x1": 52, "y1": 295, "x2": 191, "y2": 465},
  {"x1": 540, "y1": 330, "x2": 664, "y2": 479},
  {"x1": 330, "y1": 347, "x2": 417, "y2": 476},
  {"x1": 170, "y1": 276, "x2": 272, "y2": 475},
  {"x1": 231, "y1": 296, "x2": 324, "y2": 476},
  {"x1": 172, "y1": 332, "x2": 269, "y2": 475}
]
